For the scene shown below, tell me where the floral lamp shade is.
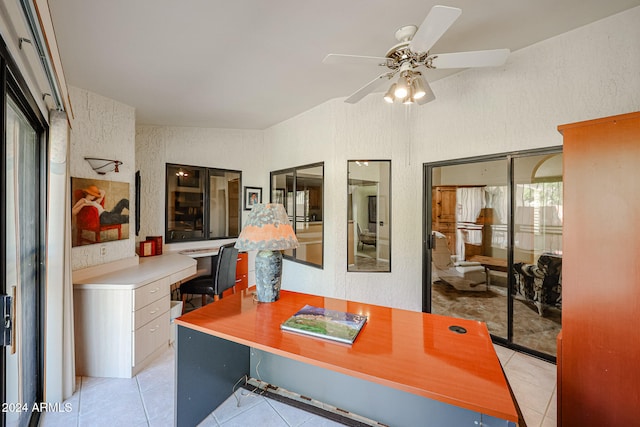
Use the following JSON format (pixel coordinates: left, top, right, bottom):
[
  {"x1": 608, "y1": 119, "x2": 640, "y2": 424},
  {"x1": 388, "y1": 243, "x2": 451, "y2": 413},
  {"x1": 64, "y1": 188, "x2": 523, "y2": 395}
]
[
  {"x1": 235, "y1": 203, "x2": 298, "y2": 251},
  {"x1": 234, "y1": 203, "x2": 298, "y2": 302}
]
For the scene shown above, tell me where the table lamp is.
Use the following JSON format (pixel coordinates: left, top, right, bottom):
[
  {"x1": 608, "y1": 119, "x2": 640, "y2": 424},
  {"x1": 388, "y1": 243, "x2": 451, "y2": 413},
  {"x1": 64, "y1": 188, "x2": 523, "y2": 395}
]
[{"x1": 234, "y1": 203, "x2": 298, "y2": 302}]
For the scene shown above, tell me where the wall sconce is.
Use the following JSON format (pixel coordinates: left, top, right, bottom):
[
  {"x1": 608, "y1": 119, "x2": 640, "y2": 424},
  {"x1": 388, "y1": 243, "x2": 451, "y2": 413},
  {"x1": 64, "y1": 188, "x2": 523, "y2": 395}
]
[{"x1": 85, "y1": 157, "x2": 122, "y2": 174}]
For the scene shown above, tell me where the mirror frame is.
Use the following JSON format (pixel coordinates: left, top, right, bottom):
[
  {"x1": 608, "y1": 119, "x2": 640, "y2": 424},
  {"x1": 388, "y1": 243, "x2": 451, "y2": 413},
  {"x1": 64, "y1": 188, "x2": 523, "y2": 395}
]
[
  {"x1": 165, "y1": 163, "x2": 242, "y2": 243},
  {"x1": 270, "y1": 162, "x2": 324, "y2": 268},
  {"x1": 347, "y1": 160, "x2": 391, "y2": 273}
]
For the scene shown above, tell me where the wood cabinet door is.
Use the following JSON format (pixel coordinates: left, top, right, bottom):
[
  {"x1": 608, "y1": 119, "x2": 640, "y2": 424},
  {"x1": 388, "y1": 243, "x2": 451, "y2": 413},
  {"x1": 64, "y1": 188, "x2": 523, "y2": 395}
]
[
  {"x1": 559, "y1": 112, "x2": 640, "y2": 426},
  {"x1": 434, "y1": 186, "x2": 457, "y2": 223},
  {"x1": 433, "y1": 186, "x2": 457, "y2": 253}
]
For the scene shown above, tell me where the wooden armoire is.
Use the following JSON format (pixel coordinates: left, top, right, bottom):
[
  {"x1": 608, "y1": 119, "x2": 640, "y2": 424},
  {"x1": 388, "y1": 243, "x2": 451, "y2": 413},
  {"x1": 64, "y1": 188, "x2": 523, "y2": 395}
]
[
  {"x1": 432, "y1": 186, "x2": 457, "y2": 253},
  {"x1": 558, "y1": 111, "x2": 640, "y2": 426}
]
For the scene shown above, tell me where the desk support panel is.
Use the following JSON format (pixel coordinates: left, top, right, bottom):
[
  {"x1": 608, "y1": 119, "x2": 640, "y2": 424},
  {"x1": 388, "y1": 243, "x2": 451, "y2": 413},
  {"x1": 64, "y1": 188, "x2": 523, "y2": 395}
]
[
  {"x1": 176, "y1": 326, "x2": 249, "y2": 427},
  {"x1": 251, "y1": 349, "x2": 516, "y2": 427}
]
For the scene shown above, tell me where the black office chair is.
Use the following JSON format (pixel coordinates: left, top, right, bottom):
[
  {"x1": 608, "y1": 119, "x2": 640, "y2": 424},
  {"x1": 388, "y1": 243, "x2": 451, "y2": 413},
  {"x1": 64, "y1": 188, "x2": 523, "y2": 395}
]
[{"x1": 180, "y1": 242, "x2": 238, "y2": 314}]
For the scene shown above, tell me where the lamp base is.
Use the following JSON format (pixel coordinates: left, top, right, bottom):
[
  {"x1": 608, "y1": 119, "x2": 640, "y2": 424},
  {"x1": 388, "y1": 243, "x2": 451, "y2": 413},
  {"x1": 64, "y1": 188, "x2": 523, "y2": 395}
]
[{"x1": 255, "y1": 250, "x2": 283, "y2": 303}]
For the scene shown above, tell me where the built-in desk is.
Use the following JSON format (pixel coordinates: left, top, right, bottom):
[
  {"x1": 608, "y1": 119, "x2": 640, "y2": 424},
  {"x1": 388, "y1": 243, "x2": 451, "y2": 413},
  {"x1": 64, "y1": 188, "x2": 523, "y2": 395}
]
[
  {"x1": 73, "y1": 254, "x2": 197, "y2": 378},
  {"x1": 175, "y1": 289, "x2": 520, "y2": 426}
]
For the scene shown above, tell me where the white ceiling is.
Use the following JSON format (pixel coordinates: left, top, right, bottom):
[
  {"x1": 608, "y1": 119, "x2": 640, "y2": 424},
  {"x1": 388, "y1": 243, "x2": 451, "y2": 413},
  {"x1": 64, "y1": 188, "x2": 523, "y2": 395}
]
[{"x1": 48, "y1": 0, "x2": 640, "y2": 130}]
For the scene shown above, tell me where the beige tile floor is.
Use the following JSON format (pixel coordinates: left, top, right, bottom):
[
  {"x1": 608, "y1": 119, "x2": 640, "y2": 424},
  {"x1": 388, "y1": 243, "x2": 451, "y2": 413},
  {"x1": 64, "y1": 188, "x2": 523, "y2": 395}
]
[{"x1": 40, "y1": 343, "x2": 556, "y2": 427}]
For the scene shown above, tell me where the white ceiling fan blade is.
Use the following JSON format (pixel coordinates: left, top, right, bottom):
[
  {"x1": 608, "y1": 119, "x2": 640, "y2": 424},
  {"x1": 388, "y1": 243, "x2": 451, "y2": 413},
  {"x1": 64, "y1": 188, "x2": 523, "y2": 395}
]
[
  {"x1": 409, "y1": 5, "x2": 462, "y2": 54},
  {"x1": 323, "y1": 54, "x2": 389, "y2": 66},
  {"x1": 431, "y1": 49, "x2": 510, "y2": 69},
  {"x1": 344, "y1": 73, "x2": 393, "y2": 104}
]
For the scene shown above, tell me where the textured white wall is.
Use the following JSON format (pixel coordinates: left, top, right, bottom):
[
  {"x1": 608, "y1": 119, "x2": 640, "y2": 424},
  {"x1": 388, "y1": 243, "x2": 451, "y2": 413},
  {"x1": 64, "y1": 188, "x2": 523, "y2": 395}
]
[
  {"x1": 73, "y1": 7, "x2": 639, "y2": 307},
  {"x1": 135, "y1": 126, "x2": 265, "y2": 242},
  {"x1": 135, "y1": 125, "x2": 265, "y2": 283},
  {"x1": 265, "y1": 6, "x2": 640, "y2": 311},
  {"x1": 69, "y1": 86, "x2": 136, "y2": 270}
]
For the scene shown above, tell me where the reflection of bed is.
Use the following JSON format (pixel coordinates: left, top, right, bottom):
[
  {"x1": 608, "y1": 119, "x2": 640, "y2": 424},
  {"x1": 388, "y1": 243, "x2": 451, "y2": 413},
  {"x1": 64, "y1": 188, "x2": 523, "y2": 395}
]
[{"x1": 74, "y1": 189, "x2": 122, "y2": 245}]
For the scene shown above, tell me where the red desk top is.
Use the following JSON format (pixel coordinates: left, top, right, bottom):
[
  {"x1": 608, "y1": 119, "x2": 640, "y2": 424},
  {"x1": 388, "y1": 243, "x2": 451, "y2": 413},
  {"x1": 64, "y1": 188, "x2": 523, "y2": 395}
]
[{"x1": 176, "y1": 289, "x2": 518, "y2": 422}]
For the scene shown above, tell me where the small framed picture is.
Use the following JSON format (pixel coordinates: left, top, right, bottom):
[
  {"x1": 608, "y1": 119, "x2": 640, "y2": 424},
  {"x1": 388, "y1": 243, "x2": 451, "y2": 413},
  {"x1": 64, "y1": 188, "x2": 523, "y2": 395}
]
[{"x1": 244, "y1": 187, "x2": 262, "y2": 210}]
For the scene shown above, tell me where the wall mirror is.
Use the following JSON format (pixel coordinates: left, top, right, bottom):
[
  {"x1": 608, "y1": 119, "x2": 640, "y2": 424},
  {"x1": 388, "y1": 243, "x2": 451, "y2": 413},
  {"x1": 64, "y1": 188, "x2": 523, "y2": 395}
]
[
  {"x1": 165, "y1": 163, "x2": 241, "y2": 242},
  {"x1": 348, "y1": 160, "x2": 391, "y2": 272},
  {"x1": 271, "y1": 162, "x2": 324, "y2": 268}
]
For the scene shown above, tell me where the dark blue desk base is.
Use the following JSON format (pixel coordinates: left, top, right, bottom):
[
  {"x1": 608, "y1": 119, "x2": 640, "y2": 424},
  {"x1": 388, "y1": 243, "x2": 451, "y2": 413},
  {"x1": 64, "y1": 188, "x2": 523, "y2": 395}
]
[
  {"x1": 175, "y1": 326, "x2": 249, "y2": 427},
  {"x1": 175, "y1": 324, "x2": 517, "y2": 427}
]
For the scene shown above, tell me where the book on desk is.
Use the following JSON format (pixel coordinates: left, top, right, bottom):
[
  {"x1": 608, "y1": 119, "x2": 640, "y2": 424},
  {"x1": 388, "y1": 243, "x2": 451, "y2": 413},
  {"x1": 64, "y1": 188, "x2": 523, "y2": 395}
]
[{"x1": 280, "y1": 304, "x2": 367, "y2": 345}]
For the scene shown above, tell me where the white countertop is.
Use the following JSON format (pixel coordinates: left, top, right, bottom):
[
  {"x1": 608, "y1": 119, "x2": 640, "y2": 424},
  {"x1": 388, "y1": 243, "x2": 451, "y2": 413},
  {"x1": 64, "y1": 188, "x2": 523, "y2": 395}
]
[
  {"x1": 73, "y1": 253, "x2": 197, "y2": 290},
  {"x1": 177, "y1": 246, "x2": 220, "y2": 258}
]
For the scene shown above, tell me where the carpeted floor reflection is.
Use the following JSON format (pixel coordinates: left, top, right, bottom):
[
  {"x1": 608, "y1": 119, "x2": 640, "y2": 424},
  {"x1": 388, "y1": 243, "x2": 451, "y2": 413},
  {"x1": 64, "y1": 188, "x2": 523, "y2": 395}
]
[{"x1": 431, "y1": 273, "x2": 561, "y2": 357}]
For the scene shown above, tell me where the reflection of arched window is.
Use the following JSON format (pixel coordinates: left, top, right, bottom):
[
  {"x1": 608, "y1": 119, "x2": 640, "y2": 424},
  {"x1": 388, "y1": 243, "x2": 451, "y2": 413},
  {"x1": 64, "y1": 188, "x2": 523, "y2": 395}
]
[{"x1": 532, "y1": 154, "x2": 562, "y2": 182}]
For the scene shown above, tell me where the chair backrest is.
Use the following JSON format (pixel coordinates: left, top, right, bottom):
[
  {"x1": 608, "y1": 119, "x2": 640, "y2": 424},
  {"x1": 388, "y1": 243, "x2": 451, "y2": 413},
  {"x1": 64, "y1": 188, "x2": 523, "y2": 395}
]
[
  {"x1": 74, "y1": 189, "x2": 101, "y2": 229},
  {"x1": 213, "y1": 243, "x2": 239, "y2": 296}
]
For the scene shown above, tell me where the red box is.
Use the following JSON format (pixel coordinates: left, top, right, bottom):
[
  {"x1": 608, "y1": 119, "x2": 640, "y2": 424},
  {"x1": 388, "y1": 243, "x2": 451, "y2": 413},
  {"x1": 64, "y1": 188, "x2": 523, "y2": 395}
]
[
  {"x1": 139, "y1": 240, "x2": 156, "y2": 257},
  {"x1": 146, "y1": 235, "x2": 163, "y2": 255}
]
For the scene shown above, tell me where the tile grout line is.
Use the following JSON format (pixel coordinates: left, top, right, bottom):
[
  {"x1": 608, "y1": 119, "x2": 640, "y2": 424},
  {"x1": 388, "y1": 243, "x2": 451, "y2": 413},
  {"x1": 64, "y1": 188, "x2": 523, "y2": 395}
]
[
  {"x1": 136, "y1": 376, "x2": 152, "y2": 426},
  {"x1": 542, "y1": 383, "x2": 557, "y2": 420},
  {"x1": 264, "y1": 397, "x2": 295, "y2": 427}
]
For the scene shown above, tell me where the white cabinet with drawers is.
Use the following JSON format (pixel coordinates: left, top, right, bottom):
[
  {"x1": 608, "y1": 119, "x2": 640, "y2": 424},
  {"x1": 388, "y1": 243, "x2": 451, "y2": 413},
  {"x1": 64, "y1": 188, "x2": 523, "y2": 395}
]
[{"x1": 73, "y1": 254, "x2": 196, "y2": 378}]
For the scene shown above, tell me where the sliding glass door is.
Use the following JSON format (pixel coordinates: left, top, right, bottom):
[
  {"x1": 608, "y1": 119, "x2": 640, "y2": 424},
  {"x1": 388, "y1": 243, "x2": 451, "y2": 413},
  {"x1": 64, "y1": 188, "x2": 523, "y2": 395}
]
[
  {"x1": 424, "y1": 149, "x2": 562, "y2": 360},
  {"x1": 2, "y1": 45, "x2": 47, "y2": 427},
  {"x1": 512, "y1": 154, "x2": 562, "y2": 355},
  {"x1": 428, "y1": 159, "x2": 509, "y2": 340}
]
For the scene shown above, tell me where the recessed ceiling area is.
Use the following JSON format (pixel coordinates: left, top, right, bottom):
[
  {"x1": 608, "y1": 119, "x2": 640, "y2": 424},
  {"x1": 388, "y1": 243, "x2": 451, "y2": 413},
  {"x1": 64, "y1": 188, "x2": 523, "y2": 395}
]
[{"x1": 48, "y1": 0, "x2": 640, "y2": 130}]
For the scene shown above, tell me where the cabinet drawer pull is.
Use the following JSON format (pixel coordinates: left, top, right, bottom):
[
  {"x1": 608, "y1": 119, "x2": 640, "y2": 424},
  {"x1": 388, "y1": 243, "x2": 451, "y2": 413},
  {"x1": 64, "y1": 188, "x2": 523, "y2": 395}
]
[
  {"x1": 235, "y1": 279, "x2": 242, "y2": 283},
  {"x1": 149, "y1": 308, "x2": 158, "y2": 315},
  {"x1": 149, "y1": 287, "x2": 160, "y2": 294},
  {"x1": 149, "y1": 325, "x2": 160, "y2": 333}
]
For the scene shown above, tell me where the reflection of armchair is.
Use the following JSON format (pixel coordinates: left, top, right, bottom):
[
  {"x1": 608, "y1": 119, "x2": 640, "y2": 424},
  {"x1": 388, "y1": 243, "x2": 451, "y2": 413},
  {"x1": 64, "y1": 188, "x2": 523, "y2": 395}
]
[
  {"x1": 513, "y1": 254, "x2": 562, "y2": 316},
  {"x1": 74, "y1": 189, "x2": 122, "y2": 246},
  {"x1": 431, "y1": 232, "x2": 486, "y2": 292},
  {"x1": 357, "y1": 223, "x2": 376, "y2": 250}
]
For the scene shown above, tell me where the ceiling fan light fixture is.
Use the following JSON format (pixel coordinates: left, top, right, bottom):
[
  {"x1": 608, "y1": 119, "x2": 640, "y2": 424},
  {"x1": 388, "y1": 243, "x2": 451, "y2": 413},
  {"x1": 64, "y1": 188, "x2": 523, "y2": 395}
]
[
  {"x1": 412, "y1": 77, "x2": 427, "y2": 100},
  {"x1": 394, "y1": 75, "x2": 409, "y2": 99},
  {"x1": 384, "y1": 84, "x2": 396, "y2": 103},
  {"x1": 325, "y1": 6, "x2": 508, "y2": 107}
]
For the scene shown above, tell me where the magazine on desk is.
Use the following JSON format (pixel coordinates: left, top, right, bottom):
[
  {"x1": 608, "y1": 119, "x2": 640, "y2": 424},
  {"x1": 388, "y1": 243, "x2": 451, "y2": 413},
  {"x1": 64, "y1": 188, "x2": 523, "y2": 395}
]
[{"x1": 280, "y1": 305, "x2": 367, "y2": 344}]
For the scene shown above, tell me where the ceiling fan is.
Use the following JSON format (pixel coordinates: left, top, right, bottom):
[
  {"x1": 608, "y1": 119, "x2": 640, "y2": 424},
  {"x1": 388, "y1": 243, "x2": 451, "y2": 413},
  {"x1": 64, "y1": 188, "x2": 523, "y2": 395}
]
[{"x1": 323, "y1": 5, "x2": 509, "y2": 105}]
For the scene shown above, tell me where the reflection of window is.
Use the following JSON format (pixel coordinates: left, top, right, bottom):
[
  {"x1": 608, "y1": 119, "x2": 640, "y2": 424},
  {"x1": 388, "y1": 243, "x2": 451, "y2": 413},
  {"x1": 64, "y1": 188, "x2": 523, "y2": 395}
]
[
  {"x1": 515, "y1": 181, "x2": 563, "y2": 255},
  {"x1": 165, "y1": 163, "x2": 241, "y2": 242},
  {"x1": 270, "y1": 163, "x2": 324, "y2": 267}
]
